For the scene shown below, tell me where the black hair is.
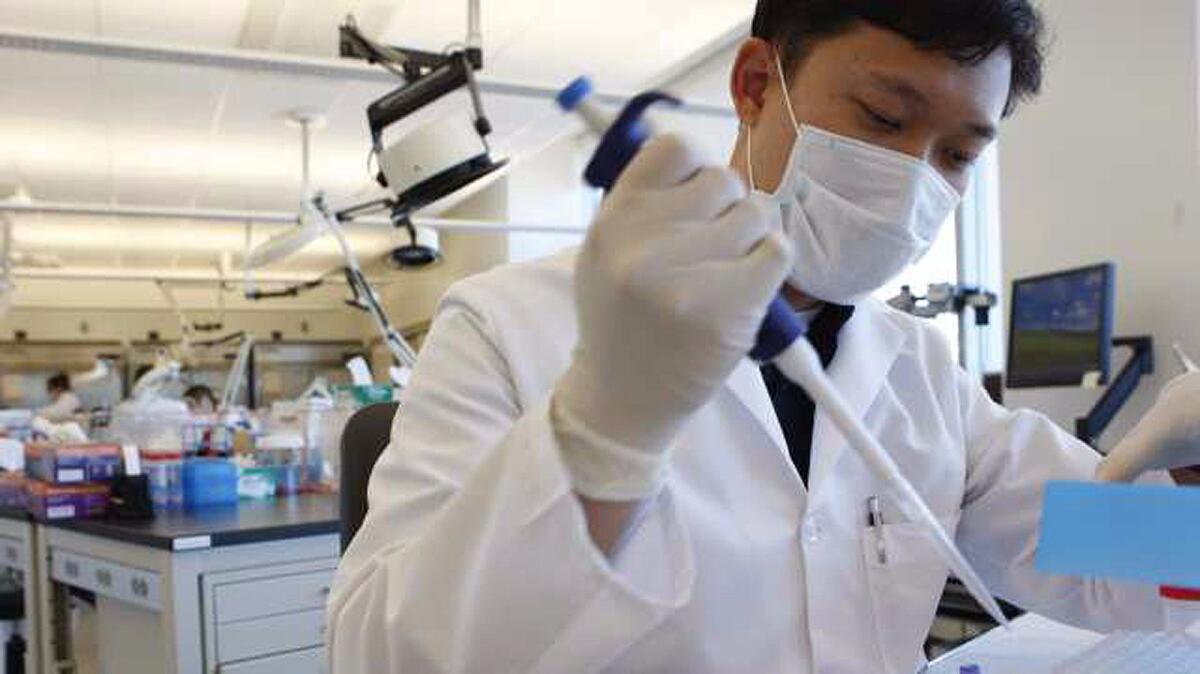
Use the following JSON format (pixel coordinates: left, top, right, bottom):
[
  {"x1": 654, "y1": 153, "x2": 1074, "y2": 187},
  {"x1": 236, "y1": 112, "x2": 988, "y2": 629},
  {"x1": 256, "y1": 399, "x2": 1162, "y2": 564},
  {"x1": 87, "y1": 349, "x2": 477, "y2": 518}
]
[
  {"x1": 751, "y1": 0, "x2": 1045, "y2": 116},
  {"x1": 183, "y1": 384, "x2": 217, "y2": 406},
  {"x1": 47, "y1": 372, "x2": 70, "y2": 392}
]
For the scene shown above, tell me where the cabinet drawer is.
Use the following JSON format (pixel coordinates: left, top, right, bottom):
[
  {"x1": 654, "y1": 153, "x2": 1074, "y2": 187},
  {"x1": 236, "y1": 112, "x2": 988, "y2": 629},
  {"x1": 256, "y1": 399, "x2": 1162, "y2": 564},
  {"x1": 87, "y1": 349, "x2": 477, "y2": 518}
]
[
  {"x1": 214, "y1": 568, "x2": 334, "y2": 623},
  {"x1": 51, "y1": 550, "x2": 161, "y2": 610},
  {"x1": 51, "y1": 550, "x2": 93, "y2": 588},
  {"x1": 216, "y1": 608, "x2": 325, "y2": 664},
  {"x1": 95, "y1": 558, "x2": 161, "y2": 610},
  {"x1": 219, "y1": 647, "x2": 325, "y2": 674},
  {"x1": 0, "y1": 536, "x2": 24, "y2": 570}
]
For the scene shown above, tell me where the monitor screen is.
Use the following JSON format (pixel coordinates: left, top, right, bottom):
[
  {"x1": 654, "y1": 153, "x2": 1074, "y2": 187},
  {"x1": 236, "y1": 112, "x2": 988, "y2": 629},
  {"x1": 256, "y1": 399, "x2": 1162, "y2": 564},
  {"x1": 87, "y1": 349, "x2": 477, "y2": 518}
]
[{"x1": 1007, "y1": 263, "x2": 1115, "y2": 388}]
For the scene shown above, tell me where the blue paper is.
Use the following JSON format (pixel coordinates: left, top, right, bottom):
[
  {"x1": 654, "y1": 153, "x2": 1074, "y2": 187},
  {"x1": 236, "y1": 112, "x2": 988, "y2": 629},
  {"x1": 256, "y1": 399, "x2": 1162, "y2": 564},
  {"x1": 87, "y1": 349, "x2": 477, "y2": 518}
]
[{"x1": 1036, "y1": 480, "x2": 1200, "y2": 588}]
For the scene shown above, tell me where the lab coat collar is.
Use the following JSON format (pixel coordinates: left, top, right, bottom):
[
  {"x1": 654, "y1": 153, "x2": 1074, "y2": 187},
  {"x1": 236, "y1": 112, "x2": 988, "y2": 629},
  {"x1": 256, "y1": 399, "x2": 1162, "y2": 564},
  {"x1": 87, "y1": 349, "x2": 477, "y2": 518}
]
[
  {"x1": 809, "y1": 298, "x2": 906, "y2": 497},
  {"x1": 725, "y1": 358, "x2": 791, "y2": 469},
  {"x1": 722, "y1": 299, "x2": 907, "y2": 496}
]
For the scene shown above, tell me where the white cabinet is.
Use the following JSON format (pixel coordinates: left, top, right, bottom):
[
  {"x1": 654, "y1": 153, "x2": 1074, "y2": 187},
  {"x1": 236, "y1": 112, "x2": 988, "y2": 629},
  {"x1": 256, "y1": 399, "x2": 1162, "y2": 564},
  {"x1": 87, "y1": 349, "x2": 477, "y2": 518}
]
[{"x1": 202, "y1": 559, "x2": 336, "y2": 671}]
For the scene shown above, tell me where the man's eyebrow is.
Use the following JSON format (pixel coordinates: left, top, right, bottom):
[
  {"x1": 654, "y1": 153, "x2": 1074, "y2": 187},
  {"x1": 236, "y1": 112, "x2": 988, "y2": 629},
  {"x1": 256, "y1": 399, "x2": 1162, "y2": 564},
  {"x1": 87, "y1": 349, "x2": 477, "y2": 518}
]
[
  {"x1": 868, "y1": 71, "x2": 930, "y2": 109},
  {"x1": 868, "y1": 71, "x2": 998, "y2": 140}
]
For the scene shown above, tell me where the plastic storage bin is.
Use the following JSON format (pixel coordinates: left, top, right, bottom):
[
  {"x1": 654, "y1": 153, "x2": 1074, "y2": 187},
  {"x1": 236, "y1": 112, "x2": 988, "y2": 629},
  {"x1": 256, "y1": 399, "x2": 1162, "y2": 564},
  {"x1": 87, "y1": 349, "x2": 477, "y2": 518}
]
[{"x1": 182, "y1": 458, "x2": 238, "y2": 509}]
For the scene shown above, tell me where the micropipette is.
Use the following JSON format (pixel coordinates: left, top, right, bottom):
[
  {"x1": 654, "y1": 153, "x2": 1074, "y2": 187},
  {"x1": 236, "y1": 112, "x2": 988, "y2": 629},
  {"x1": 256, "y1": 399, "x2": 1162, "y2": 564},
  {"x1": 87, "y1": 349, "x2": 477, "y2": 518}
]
[{"x1": 557, "y1": 76, "x2": 1011, "y2": 628}]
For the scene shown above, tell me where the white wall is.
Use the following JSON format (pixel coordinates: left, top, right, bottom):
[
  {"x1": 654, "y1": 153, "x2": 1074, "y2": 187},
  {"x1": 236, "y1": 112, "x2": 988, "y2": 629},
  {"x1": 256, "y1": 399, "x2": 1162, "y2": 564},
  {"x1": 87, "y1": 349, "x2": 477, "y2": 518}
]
[{"x1": 1000, "y1": 0, "x2": 1200, "y2": 447}]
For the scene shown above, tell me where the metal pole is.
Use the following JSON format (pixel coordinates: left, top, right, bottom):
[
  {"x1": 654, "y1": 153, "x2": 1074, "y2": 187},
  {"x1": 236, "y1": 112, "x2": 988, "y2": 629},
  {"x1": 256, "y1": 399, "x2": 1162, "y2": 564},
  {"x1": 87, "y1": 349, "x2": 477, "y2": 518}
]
[
  {"x1": 0, "y1": 200, "x2": 588, "y2": 234},
  {"x1": 300, "y1": 119, "x2": 311, "y2": 197},
  {"x1": 11, "y1": 267, "x2": 393, "y2": 285},
  {"x1": 467, "y1": 0, "x2": 482, "y2": 50}
]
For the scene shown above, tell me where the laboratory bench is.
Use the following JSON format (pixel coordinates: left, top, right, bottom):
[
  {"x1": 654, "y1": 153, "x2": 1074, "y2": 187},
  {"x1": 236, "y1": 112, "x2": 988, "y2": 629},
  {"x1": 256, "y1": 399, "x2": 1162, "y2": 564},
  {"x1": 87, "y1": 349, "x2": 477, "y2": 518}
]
[{"x1": 5, "y1": 494, "x2": 340, "y2": 674}]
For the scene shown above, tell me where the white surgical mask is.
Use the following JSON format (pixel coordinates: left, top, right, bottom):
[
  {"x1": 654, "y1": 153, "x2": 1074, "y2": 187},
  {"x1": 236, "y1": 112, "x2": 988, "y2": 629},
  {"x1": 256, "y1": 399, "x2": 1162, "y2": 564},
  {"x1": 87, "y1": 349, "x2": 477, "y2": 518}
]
[{"x1": 746, "y1": 54, "x2": 962, "y2": 305}]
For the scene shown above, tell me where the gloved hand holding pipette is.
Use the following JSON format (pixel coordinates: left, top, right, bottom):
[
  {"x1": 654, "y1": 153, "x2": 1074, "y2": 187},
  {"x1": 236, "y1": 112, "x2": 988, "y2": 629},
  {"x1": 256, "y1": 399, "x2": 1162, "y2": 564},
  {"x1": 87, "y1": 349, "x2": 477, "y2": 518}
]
[{"x1": 552, "y1": 134, "x2": 792, "y2": 501}]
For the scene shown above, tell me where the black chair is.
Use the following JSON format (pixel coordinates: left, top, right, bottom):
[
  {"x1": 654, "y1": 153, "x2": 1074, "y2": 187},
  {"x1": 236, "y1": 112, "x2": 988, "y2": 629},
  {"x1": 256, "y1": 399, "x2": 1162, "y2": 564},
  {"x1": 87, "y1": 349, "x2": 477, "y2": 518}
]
[{"x1": 339, "y1": 402, "x2": 399, "y2": 552}]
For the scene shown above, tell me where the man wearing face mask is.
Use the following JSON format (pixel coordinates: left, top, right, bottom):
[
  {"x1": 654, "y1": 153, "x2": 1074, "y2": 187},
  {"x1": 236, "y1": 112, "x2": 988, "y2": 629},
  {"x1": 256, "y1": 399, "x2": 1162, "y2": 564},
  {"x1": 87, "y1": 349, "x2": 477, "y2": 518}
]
[{"x1": 328, "y1": 2, "x2": 1200, "y2": 673}]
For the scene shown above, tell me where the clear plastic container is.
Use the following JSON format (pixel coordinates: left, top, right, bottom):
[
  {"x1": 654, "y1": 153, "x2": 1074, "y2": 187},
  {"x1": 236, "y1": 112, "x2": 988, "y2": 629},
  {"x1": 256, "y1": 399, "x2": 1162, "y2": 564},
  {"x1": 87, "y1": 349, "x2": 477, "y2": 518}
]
[
  {"x1": 108, "y1": 400, "x2": 189, "y2": 453},
  {"x1": 183, "y1": 419, "x2": 234, "y2": 457},
  {"x1": 141, "y1": 450, "x2": 183, "y2": 511},
  {"x1": 273, "y1": 463, "x2": 301, "y2": 496}
]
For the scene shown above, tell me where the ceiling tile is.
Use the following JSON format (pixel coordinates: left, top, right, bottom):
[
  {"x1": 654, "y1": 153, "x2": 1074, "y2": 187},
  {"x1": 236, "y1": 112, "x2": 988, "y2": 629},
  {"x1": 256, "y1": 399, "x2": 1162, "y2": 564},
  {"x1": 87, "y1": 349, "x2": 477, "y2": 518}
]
[
  {"x1": 97, "y1": 0, "x2": 250, "y2": 46},
  {"x1": 0, "y1": 0, "x2": 98, "y2": 34}
]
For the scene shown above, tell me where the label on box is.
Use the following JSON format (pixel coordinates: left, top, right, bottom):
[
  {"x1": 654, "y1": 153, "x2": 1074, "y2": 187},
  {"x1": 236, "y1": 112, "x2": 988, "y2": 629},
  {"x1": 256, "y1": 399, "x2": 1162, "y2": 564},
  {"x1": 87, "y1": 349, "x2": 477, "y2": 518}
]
[
  {"x1": 46, "y1": 505, "x2": 75, "y2": 519},
  {"x1": 56, "y1": 469, "x2": 85, "y2": 483}
]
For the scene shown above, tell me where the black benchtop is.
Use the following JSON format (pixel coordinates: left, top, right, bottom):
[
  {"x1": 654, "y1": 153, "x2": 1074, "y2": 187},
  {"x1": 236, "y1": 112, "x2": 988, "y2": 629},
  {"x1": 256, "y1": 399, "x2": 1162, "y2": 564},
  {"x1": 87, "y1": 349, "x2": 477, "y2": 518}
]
[
  {"x1": 44, "y1": 494, "x2": 339, "y2": 551},
  {"x1": 0, "y1": 505, "x2": 30, "y2": 522}
]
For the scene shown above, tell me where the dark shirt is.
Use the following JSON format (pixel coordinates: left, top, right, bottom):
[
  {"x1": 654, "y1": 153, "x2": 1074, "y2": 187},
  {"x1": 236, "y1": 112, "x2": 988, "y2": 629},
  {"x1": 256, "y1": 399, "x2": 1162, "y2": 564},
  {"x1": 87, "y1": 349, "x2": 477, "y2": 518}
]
[{"x1": 759, "y1": 303, "x2": 855, "y2": 486}]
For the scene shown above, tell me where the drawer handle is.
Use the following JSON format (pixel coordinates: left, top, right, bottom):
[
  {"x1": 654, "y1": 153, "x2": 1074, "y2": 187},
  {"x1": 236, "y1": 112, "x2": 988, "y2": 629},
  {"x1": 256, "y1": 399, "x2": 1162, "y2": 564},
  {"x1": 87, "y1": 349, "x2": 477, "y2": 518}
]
[
  {"x1": 64, "y1": 560, "x2": 79, "y2": 578},
  {"x1": 96, "y1": 569, "x2": 113, "y2": 587},
  {"x1": 319, "y1": 586, "x2": 331, "y2": 597},
  {"x1": 131, "y1": 577, "x2": 149, "y2": 598}
]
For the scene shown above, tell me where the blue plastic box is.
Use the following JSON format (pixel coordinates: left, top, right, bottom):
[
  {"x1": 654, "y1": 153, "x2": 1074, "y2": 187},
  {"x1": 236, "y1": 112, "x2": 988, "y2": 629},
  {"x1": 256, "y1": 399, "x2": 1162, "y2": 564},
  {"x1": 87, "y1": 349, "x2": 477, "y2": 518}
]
[{"x1": 182, "y1": 458, "x2": 238, "y2": 509}]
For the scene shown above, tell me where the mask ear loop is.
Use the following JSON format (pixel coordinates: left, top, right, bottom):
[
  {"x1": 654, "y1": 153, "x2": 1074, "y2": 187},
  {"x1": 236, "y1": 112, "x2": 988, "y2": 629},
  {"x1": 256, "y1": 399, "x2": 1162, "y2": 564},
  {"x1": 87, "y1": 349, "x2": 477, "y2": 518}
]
[
  {"x1": 773, "y1": 50, "x2": 803, "y2": 133},
  {"x1": 745, "y1": 50, "x2": 802, "y2": 194},
  {"x1": 743, "y1": 122, "x2": 757, "y2": 191}
]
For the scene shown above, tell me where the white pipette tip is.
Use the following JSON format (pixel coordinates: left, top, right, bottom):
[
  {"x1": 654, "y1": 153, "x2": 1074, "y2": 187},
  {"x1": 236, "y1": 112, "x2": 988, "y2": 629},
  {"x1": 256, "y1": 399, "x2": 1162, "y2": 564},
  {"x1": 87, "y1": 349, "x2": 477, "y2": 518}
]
[
  {"x1": 773, "y1": 339, "x2": 1010, "y2": 628},
  {"x1": 1172, "y1": 342, "x2": 1199, "y2": 373}
]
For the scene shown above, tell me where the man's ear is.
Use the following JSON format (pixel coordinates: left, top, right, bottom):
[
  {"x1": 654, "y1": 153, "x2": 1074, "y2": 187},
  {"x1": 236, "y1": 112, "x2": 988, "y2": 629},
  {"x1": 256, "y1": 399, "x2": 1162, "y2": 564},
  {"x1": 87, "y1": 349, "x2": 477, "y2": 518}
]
[{"x1": 729, "y1": 38, "x2": 776, "y2": 127}]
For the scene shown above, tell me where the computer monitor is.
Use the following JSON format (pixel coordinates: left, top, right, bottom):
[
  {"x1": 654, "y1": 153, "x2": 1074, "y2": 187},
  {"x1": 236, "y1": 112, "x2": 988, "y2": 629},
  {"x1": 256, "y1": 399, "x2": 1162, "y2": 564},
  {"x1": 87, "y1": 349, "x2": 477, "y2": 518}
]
[{"x1": 1007, "y1": 263, "x2": 1115, "y2": 389}]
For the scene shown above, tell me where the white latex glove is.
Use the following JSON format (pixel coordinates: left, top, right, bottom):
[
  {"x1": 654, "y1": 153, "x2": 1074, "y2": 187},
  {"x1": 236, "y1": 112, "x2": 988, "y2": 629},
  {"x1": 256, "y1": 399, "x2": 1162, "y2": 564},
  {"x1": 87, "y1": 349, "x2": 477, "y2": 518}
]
[
  {"x1": 552, "y1": 134, "x2": 792, "y2": 500},
  {"x1": 1097, "y1": 371, "x2": 1200, "y2": 482}
]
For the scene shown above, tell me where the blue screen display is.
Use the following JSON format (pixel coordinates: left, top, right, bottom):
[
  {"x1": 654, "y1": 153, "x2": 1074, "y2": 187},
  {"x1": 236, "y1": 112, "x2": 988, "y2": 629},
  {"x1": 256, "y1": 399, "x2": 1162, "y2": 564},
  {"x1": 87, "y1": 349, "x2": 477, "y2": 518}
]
[
  {"x1": 1009, "y1": 266, "x2": 1111, "y2": 387},
  {"x1": 1013, "y1": 268, "x2": 1107, "y2": 333}
]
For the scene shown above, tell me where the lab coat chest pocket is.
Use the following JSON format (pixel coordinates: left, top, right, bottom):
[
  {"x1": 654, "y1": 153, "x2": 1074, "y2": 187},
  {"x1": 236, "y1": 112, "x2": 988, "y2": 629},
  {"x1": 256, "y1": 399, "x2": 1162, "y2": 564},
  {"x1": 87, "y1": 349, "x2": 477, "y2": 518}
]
[{"x1": 859, "y1": 515, "x2": 959, "y2": 674}]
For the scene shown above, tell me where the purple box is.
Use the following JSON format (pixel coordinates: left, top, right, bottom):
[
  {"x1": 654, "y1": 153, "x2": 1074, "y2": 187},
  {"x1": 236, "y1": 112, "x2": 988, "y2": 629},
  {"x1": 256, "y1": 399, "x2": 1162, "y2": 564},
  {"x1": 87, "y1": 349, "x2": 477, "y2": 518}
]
[
  {"x1": 26, "y1": 480, "x2": 109, "y2": 520},
  {"x1": 0, "y1": 473, "x2": 27, "y2": 510},
  {"x1": 85, "y1": 451, "x2": 122, "y2": 482},
  {"x1": 26, "y1": 443, "x2": 122, "y2": 485}
]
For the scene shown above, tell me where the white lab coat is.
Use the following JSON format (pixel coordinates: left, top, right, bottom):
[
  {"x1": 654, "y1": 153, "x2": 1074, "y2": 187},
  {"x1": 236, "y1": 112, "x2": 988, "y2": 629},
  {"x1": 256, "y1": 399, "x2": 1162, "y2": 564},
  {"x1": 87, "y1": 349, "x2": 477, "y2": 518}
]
[
  {"x1": 328, "y1": 249, "x2": 1167, "y2": 674},
  {"x1": 37, "y1": 391, "x2": 82, "y2": 423}
]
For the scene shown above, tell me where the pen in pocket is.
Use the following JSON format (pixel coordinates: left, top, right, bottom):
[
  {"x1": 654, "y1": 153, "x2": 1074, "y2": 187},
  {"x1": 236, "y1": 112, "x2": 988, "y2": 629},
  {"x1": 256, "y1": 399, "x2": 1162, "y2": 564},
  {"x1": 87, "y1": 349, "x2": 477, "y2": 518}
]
[{"x1": 867, "y1": 495, "x2": 887, "y2": 565}]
